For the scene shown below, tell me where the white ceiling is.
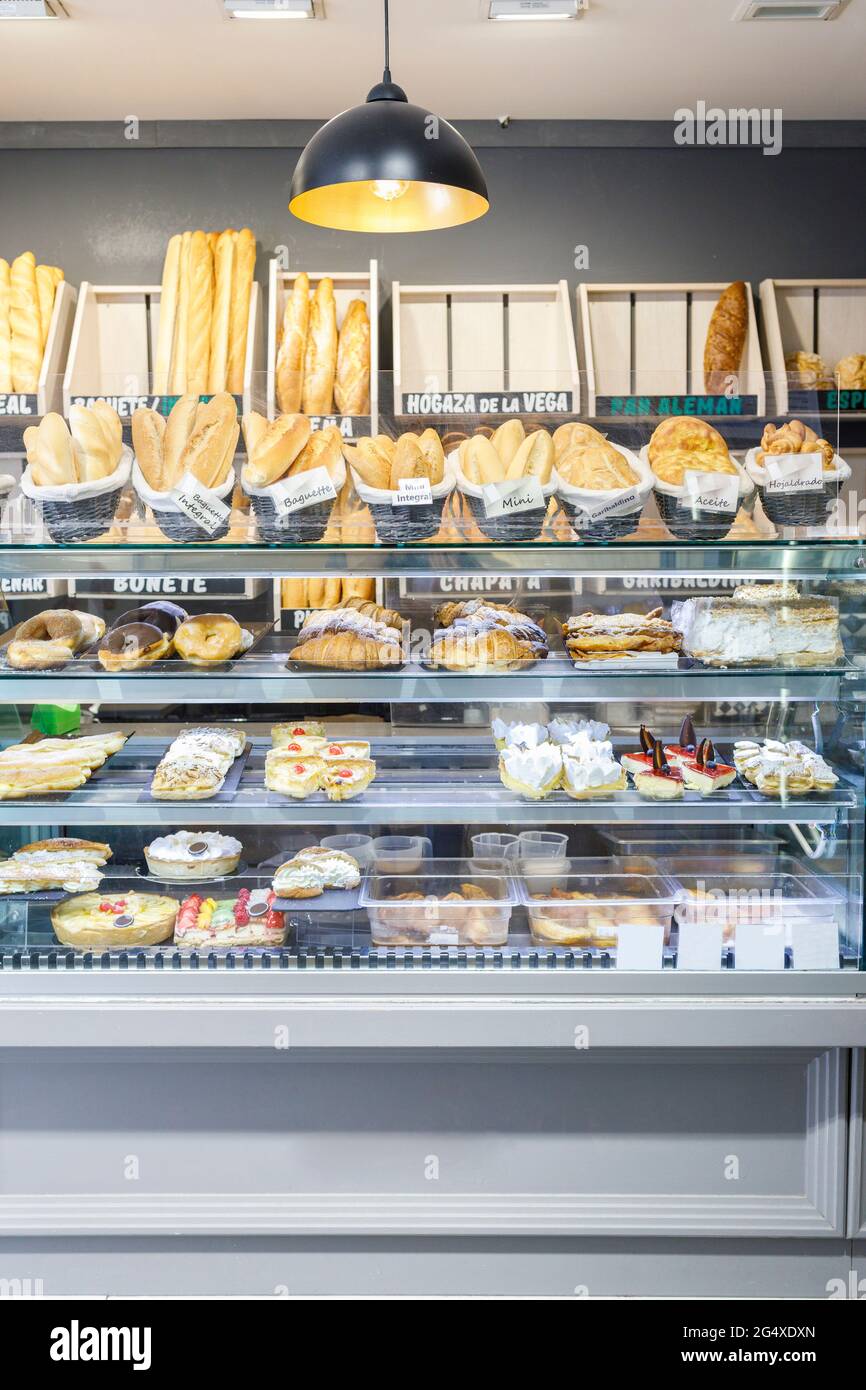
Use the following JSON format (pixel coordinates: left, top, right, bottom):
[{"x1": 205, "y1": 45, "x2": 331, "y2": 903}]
[{"x1": 2, "y1": 0, "x2": 864, "y2": 121}]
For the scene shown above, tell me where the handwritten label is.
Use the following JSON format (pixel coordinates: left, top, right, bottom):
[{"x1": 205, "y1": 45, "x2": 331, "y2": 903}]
[
  {"x1": 580, "y1": 485, "x2": 642, "y2": 521},
  {"x1": 401, "y1": 391, "x2": 573, "y2": 415},
  {"x1": 393, "y1": 477, "x2": 433, "y2": 507},
  {"x1": 0, "y1": 394, "x2": 35, "y2": 416},
  {"x1": 482, "y1": 476, "x2": 545, "y2": 518},
  {"x1": 676, "y1": 921, "x2": 724, "y2": 971},
  {"x1": 734, "y1": 922, "x2": 785, "y2": 971},
  {"x1": 615, "y1": 922, "x2": 665, "y2": 971},
  {"x1": 169, "y1": 471, "x2": 231, "y2": 535},
  {"x1": 790, "y1": 921, "x2": 840, "y2": 971},
  {"x1": 763, "y1": 452, "x2": 824, "y2": 496},
  {"x1": 269, "y1": 466, "x2": 337, "y2": 517},
  {"x1": 684, "y1": 470, "x2": 739, "y2": 514}
]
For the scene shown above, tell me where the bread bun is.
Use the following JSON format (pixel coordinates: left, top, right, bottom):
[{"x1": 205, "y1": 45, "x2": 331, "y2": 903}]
[
  {"x1": 174, "y1": 613, "x2": 244, "y2": 666},
  {"x1": 180, "y1": 393, "x2": 238, "y2": 489},
  {"x1": 242, "y1": 410, "x2": 269, "y2": 459},
  {"x1": 69, "y1": 404, "x2": 115, "y2": 482},
  {"x1": 31, "y1": 413, "x2": 78, "y2": 486},
  {"x1": 244, "y1": 412, "x2": 310, "y2": 488},
  {"x1": 464, "y1": 434, "x2": 504, "y2": 486},
  {"x1": 506, "y1": 429, "x2": 554, "y2": 483},
  {"x1": 389, "y1": 433, "x2": 426, "y2": 490},
  {"x1": 132, "y1": 408, "x2": 166, "y2": 490},
  {"x1": 92, "y1": 400, "x2": 123, "y2": 466},
  {"x1": 351, "y1": 436, "x2": 392, "y2": 491},
  {"x1": 418, "y1": 428, "x2": 445, "y2": 486},
  {"x1": 491, "y1": 419, "x2": 525, "y2": 468},
  {"x1": 290, "y1": 426, "x2": 343, "y2": 484},
  {"x1": 163, "y1": 394, "x2": 201, "y2": 490}
]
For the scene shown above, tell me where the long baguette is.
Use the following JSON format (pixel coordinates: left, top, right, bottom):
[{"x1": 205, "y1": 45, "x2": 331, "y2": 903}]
[
  {"x1": 275, "y1": 271, "x2": 309, "y2": 414},
  {"x1": 302, "y1": 276, "x2": 337, "y2": 415},
  {"x1": 153, "y1": 233, "x2": 182, "y2": 394},
  {"x1": 227, "y1": 228, "x2": 256, "y2": 393},
  {"x1": 10, "y1": 251, "x2": 42, "y2": 393},
  {"x1": 208, "y1": 229, "x2": 235, "y2": 394},
  {"x1": 334, "y1": 298, "x2": 370, "y2": 415},
  {"x1": 169, "y1": 231, "x2": 192, "y2": 395},
  {"x1": 185, "y1": 230, "x2": 213, "y2": 397},
  {"x1": 36, "y1": 265, "x2": 61, "y2": 352},
  {"x1": 0, "y1": 259, "x2": 11, "y2": 393}
]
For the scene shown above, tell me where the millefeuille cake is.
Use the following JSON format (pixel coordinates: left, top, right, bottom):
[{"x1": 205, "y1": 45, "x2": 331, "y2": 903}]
[
  {"x1": 672, "y1": 583, "x2": 843, "y2": 668},
  {"x1": 563, "y1": 607, "x2": 681, "y2": 663}
]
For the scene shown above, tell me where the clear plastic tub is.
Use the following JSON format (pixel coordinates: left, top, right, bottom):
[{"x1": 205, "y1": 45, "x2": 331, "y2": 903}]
[
  {"x1": 517, "y1": 863, "x2": 678, "y2": 948},
  {"x1": 598, "y1": 826, "x2": 786, "y2": 858},
  {"x1": 667, "y1": 867, "x2": 844, "y2": 945},
  {"x1": 360, "y1": 858, "x2": 516, "y2": 947}
]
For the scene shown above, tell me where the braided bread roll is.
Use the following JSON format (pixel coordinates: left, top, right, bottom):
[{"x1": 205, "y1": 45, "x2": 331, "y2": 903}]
[{"x1": 10, "y1": 251, "x2": 42, "y2": 393}]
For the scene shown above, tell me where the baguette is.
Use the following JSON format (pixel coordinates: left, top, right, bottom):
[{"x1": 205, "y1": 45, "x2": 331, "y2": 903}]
[
  {"x1": 10, "y1": 251, "x2": 42, "y2": 393},
  {"x1": 31, "y1": 413, "x2": 78, "y2": 487},
  {"x1": 154, "y1": 233, "x2": 182, "y2": 394},
  {"x1": 334, "y1": 297, "x2": 370, "y2": 415},
  {"x1": 169, "y1": 231, "x2": 193, "y2": 395},
  {"x1": 352, "y1": 435, "x2": 392, "y2": 491},
  {"x1": 302, "y1": 276, "x2": 337, "y2": 414},
  {"x1": 704, "y1": 280, "x2": 748, "y2": 394},
  {"x1": 69, "y1": 404, "x2": 115, "y2": 483},
  {"x1": 185, "y1": 230, "x2": 214, "y2": 397},
  {"x1": 275, "y1": 271, "x2": 309, "y2": 414},
  {"x1": 227, "y1": 227, "x2": 256, "y2": 393},
  {"x1": 290, "y1": 427, "x2": 342, "y2": 482},
  {"x1": 244, "y1": 412, "x2": 310, "y2": 488},
  {"x1": 241, "y1": 410, "x2": 269, "y2": 458},
  {"x1": 281, "y1": 579, "x2": 309, "y2": 609},
  {"x1": 208, "y1": 229, "x2": 235, "y2": 394},
  {"x1": 506, "y1": 429, "x2": 553, "y2": 483},
  {"x1": 92, "y1": 399, "x2": 123, "y2": 466},
  {"x1": 418, "y1": 428, "x2": 445, "y2": 486},
  {"x1": 0, "y1": 258, "x2": 11, "y2": 393},
  {"x1": 389, "y1": 432, "x2": 427, "y2": 490},
  {"x1": 36, "y1": 265, "x2": 61, "y2": 351},
  {"x1": 131, "y1": 408, "x2": 166, "y2": 490},
  {"x1": 180, "y1": 392, "x2": 237, "y2": 489},
  {"x1": 163, "y1": 393, "x2": 201, "y2": 491}
]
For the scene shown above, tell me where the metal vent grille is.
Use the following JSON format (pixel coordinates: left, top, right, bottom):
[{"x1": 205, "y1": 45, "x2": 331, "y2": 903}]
[{"x1": 733, "y1": 0, "x2": 844, "y2": 19}]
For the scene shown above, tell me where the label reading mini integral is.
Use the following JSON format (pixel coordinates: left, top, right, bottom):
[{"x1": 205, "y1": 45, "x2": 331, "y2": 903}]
[
  {"x1": 684, "y1": 470, "x2": 740, "y2": 514},
  {"x1": 169, "y1": 471, "x2": 231, "y2": 535},
  {"x1": 393, "y1": 477, "x2": 433, "y2": 507},
  {"x1": 482, "y1": 476, "x2": 545, "y2": 518},
  {"x1": 270, "y1": 466, "x2": 337, "y2": 518},
  {"x1": 763, "y1": 452, "x2": 825, "y2": 495}
]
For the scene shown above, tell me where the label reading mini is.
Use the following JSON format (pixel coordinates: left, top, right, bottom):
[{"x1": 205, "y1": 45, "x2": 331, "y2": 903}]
[
  {"x1": 393, "y1": 477, "x2": 433, "y2": 507},
  {"x1": 482, "y1": 476, "x2": 545, "y2": 518},
  {"x1": 269, "y1": 466, "x2": 337, "y2": 518},
  {"x1": 763, "y1": 452, "x2": 824, "y2": 496},
  {"x1": 684, "y1": 470, "x2": 739, "y2": 514},
  {"x1": 170, "y1": 471, "x2": 231, "y2": 535}
]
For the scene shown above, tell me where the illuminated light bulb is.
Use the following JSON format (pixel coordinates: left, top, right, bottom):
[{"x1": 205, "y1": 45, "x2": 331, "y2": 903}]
[{"x1": 372, "y1": 179, "x2": 410, "y2": 201}]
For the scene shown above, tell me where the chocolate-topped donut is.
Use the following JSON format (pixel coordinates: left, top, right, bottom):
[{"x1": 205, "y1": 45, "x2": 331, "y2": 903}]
[
  {"x1": 113, "y1": 601, "x2": 187, "y2": 636},
  {"x1": 99, "y1": 622, "x2": 165, "y2": 657}
]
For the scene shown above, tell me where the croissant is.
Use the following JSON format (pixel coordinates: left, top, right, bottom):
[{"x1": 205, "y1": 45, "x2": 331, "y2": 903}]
[
  {"x1": 293, "y1": 631, "x2": 403, "y2": 671},
  {"x1": 430, "y1": 626, "x2": 535, "y2": 671},
  {"x1": 342, "y1": 595, "x2": 404, "y2": 630}
]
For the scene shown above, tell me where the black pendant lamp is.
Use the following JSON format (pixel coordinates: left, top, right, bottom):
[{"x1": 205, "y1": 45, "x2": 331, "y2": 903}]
[{"x1": 289, "y1": 0, "x2": 489, "y2": 233}]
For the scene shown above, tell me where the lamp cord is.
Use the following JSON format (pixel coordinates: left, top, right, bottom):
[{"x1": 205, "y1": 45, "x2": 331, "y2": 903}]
[{"x1": 383, "y1": 0, "x2": 391, "y2": 83}]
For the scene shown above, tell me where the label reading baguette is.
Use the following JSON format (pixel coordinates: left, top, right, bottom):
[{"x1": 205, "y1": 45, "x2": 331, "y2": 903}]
[
  {"x1": 683, "y1": 470, "x2": 739, "y2": 514},
  {"x1": 170, "y1": 471, "x2": 231, "y2": 535},
  {"x1": 269, "y1": 466, "x2": 337, "y2": 518},
  {"x1": 482, "y1": 476, "x2": 545, "y2": 518},
  {"x1": 763, "y1": 452, "x2": 825, "y2": 495},
  {"x1": 393, "y1": 477, "x2": 433, "y2": 507}
]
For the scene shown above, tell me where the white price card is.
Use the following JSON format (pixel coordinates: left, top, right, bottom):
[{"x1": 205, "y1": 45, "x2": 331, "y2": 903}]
[
  {"x1": 393, "y1": 477, "x2": 433, "y2": 506},
  {"x1": 734, "y1": 922, "x2": 785, "y2": 971},
  {"x1": 614, "y1": 922, "x2": 664, "y2": 971},
  {"x1": 790, "y1": 921, "x2": 840, "y2": 971},
  {"x1": 676, "y1": 921, "x2": 725, "y2": 971},
  {"x1": 269, "y1": 466, "x2": 337, "y2": 518},
  {"x1": 763, "y1": 452, "x2": 824, "y2": 496},
  {"x1": 482, "y1": 475, "x2": 545, "y2": 518},
  {"x1": 684, "y1": 469, "x2": 740, "y2": 514},
  {"x1": 581, "y1": 486, "x2": 642, "y2": 521},
  {"x1": 170, "y1": 471, "x2": 231, "y2": 535}
]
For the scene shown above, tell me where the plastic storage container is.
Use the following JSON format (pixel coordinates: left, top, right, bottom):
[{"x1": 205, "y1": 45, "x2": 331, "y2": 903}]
[
  {"x1": 360, "y1": 857, "x2": 517, "y2": 947},
  {"x1": 665, "y1": 865, "x2": 844, "y2": 945},
  {"x1": 517, "y1": 861, "x2": 678, "y2": 948}
]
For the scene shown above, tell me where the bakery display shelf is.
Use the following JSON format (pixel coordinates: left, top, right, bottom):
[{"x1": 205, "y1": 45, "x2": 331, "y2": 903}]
[{"x1": 0, "y1": 540, "x2": 862, "y2": 580}]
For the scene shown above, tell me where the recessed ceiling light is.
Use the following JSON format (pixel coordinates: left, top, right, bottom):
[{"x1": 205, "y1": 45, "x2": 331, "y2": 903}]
[
  {"x1": 732, "y1": 0, "x2": 844, "y2": 18},
  {"x1": 0, "y1": 1, "x2": 68, "y2": 18},
  {"x1": 223, "y1": 0, "x2": 315, "y2": 19},
  {"x1": 488, "y1": 1, "x2": 583, "y2": 20}
]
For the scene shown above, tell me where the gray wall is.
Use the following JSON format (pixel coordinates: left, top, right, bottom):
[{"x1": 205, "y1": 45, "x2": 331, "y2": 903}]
[{"x1": 1, "y1": 125, "x2": 864, "y2": 365}]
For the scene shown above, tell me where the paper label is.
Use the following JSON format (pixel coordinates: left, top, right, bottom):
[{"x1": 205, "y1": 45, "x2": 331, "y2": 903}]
[
  {"x1": 482, "y1": 476, "x2": 545, "y2": 518},
  {"x1": 734, "y1": 922, "x2": 785, "y2": 971},
  {"x1": 676, "y1": 921, "x2": 724, "y2": 971},
  {"x1": 790, "y1": 921, "x2": 840, "y2": 971},
  {"x1": 169, "y1": 471, "x2": 231, "y2": 535},
  {"x1": 580, "y1": 486, "x2": 642, "y2": 521},
  {"x1": 614, "y1": 922, "x2": 664, "y2": 971},
  {"x1": 684, "y1": 470, "x2": 740, "y2": 514},
  {"x1": 269, "y1": 466, "x2": 337, "y2": 517},
  {"x1": 393, "y1": 477, "x2": 433, "y2": 507},
  {"x1": 763, "y1": 452, "x2": 824, "y2": 496}
]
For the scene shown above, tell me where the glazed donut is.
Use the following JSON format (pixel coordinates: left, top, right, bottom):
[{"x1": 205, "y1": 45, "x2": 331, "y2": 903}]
[
  {"x1": 174, "y1": 613, "x2": 244, "y2": 666},
  {"x1": 15, "y1": 609, "x2": 85, "y2": 645},
  {"x1": 4, "y1": 609, "x2": 106, "y2": 669},
  {"x1": 97, "y1": 621, "x2": 172, "y2": 672},
  {"x1": 7, "y1": 638, "x2": 81, "y2": 670}
]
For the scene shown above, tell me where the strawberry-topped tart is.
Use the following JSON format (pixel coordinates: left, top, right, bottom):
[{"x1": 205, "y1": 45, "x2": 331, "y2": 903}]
[
  {"x1": 620, "y1": 724, "x2": 656, "y2": 777},
  {"x1": 175, "y1": 887, "x2": 286, "y2": 948},
  {"x1": 680, "y1": 737, "x2": 736, "y2": 796},
  {"x1": 664, "y1": 714, "x2": 698, "y2": 767},
  {"x1": 633, "y1": 739, "x2": 684, "y2": 800}
]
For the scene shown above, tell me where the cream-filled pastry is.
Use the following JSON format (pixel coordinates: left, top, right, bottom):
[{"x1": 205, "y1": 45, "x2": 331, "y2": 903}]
[
  {"x1": 733, "y1": 738, "x2": 838, "y2": 797},
  {"x1": 547, "y1": 716, "x2": 610, "y2": 747},
  {"x1": 320, "y1": 740, "x2": 371, "y2": 762},
  {"x1": 492, "y1": 719, "x2": 548, "y2": 751},
  {"x1": 561, "y1": 732, "x2": 627, "y2": 799},
  {"x1": 498, "y1": 741, "x2": 563, "y2": 800}
]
